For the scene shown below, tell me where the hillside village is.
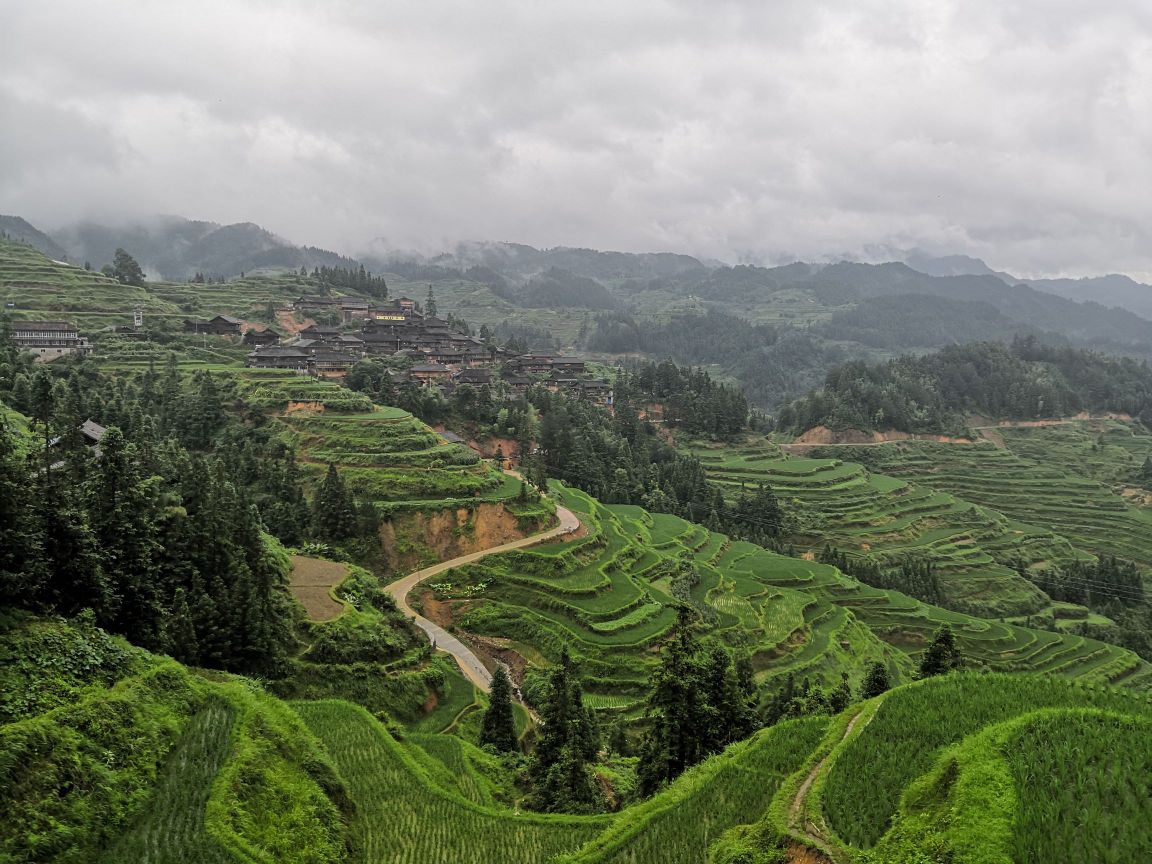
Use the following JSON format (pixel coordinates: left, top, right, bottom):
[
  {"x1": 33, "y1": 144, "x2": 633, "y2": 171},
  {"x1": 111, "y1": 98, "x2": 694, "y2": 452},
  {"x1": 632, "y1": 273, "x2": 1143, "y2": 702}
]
[{"x1": 2, "y1": 239, "x2": 613, "y2": 406}]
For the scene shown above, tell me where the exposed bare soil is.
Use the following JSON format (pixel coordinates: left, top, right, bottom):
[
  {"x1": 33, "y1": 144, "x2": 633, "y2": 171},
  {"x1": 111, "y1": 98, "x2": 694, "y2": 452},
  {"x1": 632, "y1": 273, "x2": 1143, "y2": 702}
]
[
  {"x1": 380, "y1": 503, "x2": 533, "y2": 573},
  {"x1": 289, "y1": 555, "x2": 349, "y2": 621}
]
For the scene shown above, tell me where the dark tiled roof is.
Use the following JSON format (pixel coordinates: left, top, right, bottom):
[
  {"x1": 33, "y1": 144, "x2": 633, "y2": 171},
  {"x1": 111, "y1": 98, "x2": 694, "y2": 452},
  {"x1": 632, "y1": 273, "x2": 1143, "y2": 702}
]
[{"x1": 12, "y1": 321, "x2": 74, "y2": 331}]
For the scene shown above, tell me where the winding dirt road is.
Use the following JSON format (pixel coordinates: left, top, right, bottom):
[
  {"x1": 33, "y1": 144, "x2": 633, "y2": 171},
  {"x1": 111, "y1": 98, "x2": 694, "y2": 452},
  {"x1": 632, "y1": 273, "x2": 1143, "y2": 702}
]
[{"x1": 385, "y1": 503, "x2": 581, "y2": 691}]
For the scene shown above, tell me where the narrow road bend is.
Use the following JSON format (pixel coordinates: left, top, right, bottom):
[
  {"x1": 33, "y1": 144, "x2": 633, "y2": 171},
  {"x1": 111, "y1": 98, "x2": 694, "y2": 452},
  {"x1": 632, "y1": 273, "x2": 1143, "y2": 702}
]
[{"x1": 385, "y1": 502, "x2": 581, "y2": 692}]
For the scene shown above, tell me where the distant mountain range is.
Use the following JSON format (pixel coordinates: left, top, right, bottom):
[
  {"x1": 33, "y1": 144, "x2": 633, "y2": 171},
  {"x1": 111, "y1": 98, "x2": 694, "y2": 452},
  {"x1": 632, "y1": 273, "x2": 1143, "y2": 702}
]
[
  {"x1": 904, "y1": 252, "x2": 1152, "y2": 321},
  {"x1": 5, "y1": 210, "x2": 1152, "y2": 345},
  {"x1": 1, "y1": 214, "x2": 359, "y2": 281}
]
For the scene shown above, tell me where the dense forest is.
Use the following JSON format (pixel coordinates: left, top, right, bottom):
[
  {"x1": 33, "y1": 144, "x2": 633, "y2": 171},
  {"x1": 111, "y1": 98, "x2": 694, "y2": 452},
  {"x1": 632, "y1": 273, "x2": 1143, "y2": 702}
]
[
  {"x1": 585, "y1": 309, "x2": 847, "y2": 407},
  {"x1": 0, "y1": 342, "x2": 377, "y2": 675},
  {"x1": 778, "y1": 337, "x2": 1152, "y2": 435}
]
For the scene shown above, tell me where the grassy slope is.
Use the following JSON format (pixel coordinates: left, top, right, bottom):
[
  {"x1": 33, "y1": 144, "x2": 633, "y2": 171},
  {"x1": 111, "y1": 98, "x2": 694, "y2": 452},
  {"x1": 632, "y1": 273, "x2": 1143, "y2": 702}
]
[
  {"x1": 822, "y1": 673, "x2": 1152, "y2": 850},
  {"x1": 435, "y1": 484, "x2": 1149, "y2": 716},
  {"x1": 0, "y1": 617, "x2": 350, "y2": 864},
  {"x1": 690, "y1": 439, "x2": 1074, "y2": 618},
  {"x1": 295, "y1": 698, "x2": 828, "y2": 864},
  {"x1": 867, "y1": 706, "x2": 1152, "y2": 864}
]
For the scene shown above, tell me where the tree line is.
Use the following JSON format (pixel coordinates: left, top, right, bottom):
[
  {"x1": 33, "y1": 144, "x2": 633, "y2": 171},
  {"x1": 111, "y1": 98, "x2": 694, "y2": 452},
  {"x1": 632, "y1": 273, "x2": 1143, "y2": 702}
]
[
  {"x1": 0, "y1": 340, "x2": 380, "y2": 674},
  {"x1": 778, "y1": 337, "x2": 1152, "y2": 436}
]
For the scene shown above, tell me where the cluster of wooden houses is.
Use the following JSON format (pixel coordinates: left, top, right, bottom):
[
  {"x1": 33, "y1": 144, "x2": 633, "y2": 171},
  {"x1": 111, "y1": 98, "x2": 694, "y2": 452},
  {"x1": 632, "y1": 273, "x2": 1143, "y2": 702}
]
[{"x1": 187, "y1": 296, "x2": 613, "y2": 403}]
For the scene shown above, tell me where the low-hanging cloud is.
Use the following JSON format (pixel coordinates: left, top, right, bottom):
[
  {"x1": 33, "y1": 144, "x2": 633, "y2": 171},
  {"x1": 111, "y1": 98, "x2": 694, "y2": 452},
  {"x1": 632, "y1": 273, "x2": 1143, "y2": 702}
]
[{"x1": 2, "y1": 0, "x2": 1151, "y2": 278}]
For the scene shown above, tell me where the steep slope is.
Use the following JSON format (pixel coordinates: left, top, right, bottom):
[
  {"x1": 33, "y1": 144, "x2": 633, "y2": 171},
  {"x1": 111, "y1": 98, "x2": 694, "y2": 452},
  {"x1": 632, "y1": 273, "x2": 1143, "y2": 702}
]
[
  {"x1": 0, "y1": 615, "x2": 352, "y2": 864},
  {"x1": 0, "y1": 215, "x2": 68, "y2": 260}
]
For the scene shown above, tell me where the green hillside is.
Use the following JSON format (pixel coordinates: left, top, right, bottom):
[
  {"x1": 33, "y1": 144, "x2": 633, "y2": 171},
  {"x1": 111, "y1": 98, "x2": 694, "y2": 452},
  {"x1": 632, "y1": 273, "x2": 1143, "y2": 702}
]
[
  {"x1": 0, "y1": 235, "x2": 343, "y2": 335},
  {"x1": 424, "y1": 484, "x2": 1150, "y2": 714},
  {"x1": 0, "y1": 238, "x2": 184, "y2": 331},
  {"x1": 690, "y1": 441, "x2": 1072, "y2": 618},
  {"x1": 0, "y1": 615, "x2": 352, "y2": 864}
]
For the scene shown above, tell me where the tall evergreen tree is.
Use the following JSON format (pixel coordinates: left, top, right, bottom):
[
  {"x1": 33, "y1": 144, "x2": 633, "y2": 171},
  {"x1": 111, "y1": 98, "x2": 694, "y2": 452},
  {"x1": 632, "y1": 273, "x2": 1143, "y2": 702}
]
[
  {"x1": 425, "y1": 284, "x2": 438, "y2": 318},
  {"x1": 918, "y1": 625, "x2": 964, "y2": 678},
  {"x1": 479, "y1": 666, "x2": 518, "y2": 753},
  {"x1": 860, "y1": 660, "x2": 891, "y2": 699},
  {"x1": 111, "y1": 248, "x2": 146, "y2": 286},
  {"x1": 313, "y1": 462, "x2": 356, "y2": 541},
  {"x1": 637, "y1": 607, "x2": 714, "y2": 796},
  {"x1": 529, "y1": 651, "x2": 602, "y2": 813}
]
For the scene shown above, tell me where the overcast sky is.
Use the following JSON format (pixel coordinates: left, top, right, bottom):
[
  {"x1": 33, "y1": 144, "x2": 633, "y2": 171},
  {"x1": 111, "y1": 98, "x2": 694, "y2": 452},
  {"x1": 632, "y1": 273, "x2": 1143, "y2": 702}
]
[{"x1": 3, "y1": 1, "x2": 1152, "y2": 277}]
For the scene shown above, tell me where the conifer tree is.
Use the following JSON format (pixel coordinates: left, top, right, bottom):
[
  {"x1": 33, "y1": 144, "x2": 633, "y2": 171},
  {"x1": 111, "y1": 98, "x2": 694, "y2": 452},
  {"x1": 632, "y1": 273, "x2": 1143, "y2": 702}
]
[
  {"x1": 313, "y1": 462, "x2": 356, "y2": 541},
  {"x1": 112, "y1": 248, "x2": 146, "y2": 286},
  {"x1": 860, "y1": 661, "x2": 891, "y2": 698},
  {"x1": 529, "y1": 650, "x2": 602, "y2": 812},
  {"x1": 425, "y1": 284, "x2": 438, "y2": 318},
  {"x1": 637, "y1": 607, "x2": 713, "y2": 795},
  {"x1": 479, "y1": 666, "x2": 518, "y2": 752},
  {"x1": 918, "y1": 625, "x2": 964, "y2": 678}
]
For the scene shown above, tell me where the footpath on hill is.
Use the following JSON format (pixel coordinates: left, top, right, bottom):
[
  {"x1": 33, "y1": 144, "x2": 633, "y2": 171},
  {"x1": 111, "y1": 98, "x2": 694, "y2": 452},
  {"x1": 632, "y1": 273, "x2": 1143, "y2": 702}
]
[{"x1": 385, "y1": 488, "x2": 581, "y2": 691}]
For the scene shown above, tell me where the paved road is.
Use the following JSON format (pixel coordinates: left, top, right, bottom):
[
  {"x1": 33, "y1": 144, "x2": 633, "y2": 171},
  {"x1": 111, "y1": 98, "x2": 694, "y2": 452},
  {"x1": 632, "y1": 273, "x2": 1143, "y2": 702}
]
[{"x1": 385, "y1": 502, "x2": 581, "y2": 692}]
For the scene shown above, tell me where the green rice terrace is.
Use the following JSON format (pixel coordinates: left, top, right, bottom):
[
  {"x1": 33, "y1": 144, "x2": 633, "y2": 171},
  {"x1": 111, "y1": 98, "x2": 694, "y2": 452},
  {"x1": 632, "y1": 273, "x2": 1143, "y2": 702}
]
[
  {"x1": 420, "y1": 483, "x2": 1152, "y2": 716},
  {"x1": 688, "y1": 440, "x2": 1076, "y2": 618},
  {"x1": 863, "y1": 425, "x2": 1152, "y2": 570},
  {"x1": 0, "y1": 238, "x2": 185, "y2": 330},
  {"x1": 0, "y1": 236, "x2": 339, "y2": 333},
  {"x1": 8, "y1": 616, "x2": 1150, "y2": 864}
]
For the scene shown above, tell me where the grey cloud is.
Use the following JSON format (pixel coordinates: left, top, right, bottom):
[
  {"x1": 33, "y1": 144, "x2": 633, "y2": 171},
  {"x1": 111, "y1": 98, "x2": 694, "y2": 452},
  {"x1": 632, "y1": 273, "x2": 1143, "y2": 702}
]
[{"x1": 3, "y1": 0, "x2": 1152, "y2": 278}]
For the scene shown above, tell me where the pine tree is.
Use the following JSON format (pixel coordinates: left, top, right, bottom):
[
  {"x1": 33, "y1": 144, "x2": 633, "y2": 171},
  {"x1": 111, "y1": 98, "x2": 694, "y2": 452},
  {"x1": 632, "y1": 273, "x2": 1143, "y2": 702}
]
[
  {"x1": 425, "y1": 284, "x2": 438, "y2": 318},
  {"x1": 313, "y1": 462, "x2": 356, "y2": 541},
  {"x1": 918, "y1": 625, "x2": 964, "y2": 678},
  {"x1": 860, "y1": 661, "x2": 891, "y2": 698},
  {"x1": 637, "y1": 607, "x2": 713, "y2": 795},
  {"x1": 829, "y1": 673, "x2": 853, "y2": 713},
  {"x1": 529, "y1": 651, "x2": 601, "y2": 812},
  {"x1": 479, "y1": 666, "x2": 518, "y2": 752},
  {"x1": 112, "y1": 248, "x2": 146, "y2": 286}
]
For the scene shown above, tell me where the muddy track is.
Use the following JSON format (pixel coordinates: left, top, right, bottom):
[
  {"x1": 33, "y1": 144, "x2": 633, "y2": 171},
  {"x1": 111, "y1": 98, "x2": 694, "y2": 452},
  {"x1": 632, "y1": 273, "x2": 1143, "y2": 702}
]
[{"x1": 787, "y1": 707, "x2": 872, "y2": 864}]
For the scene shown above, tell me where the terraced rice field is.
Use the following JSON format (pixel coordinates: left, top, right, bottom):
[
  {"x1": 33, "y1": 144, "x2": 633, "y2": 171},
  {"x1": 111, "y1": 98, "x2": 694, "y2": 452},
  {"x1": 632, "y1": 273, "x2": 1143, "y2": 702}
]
[
  {"x1": 690, "y1": 443, "x2": 1068, "y2": 617},
  {"x1": 430, "y1": 484, "x2": 1151, "y2": 708},
  {"x1": 273, "y1": 400, "x2": 516, "y2": 506},
  {"x1": 294, "y1": 700, "x2": 610, "y2": 864},
  {"x1": 867, "y1": 436, "x2": 1152, "y2": 570},
  {"x1": 295, "y1": 699, "x2": 828, "y2": 864},
  {"x1": 0, "y1": 239, "x2": 185, "y2": 330}
]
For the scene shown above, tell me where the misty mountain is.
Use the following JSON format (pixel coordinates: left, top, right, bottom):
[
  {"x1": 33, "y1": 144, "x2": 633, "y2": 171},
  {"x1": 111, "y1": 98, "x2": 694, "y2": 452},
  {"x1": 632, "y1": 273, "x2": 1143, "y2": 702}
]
[
  {"x1": 677, "y1": 260, "x2": 1152, "y2": 353},
  {"x1": 518, "y1": 267, "x2": 622, "y2": 310},
  {"x1": 369, "y1": 241, "x2": 707, "y2": 285},
  {"x1": 0, "y1": 215, "x2": 68, "y2": 261},
  {"x1": 1024, "y1": 274, "x2": 1152, "y2": 321},
  {"x1": 905, "y1": 252, "x2": 1152, "y2": 321},
  {"x1": 53, "y1": 216, "x2": 355, "y2": 280}
]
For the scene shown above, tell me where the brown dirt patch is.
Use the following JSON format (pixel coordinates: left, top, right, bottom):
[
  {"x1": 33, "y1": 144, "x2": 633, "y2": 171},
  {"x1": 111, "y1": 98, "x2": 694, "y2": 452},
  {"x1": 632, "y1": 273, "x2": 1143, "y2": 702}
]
[
  {"x1": 289, "y1": 555, "x2": 349, "y2": 621},
  {"x1": 380, "y1": 503, "x2": 539, "y2": 573},
  {"x1": 286, "y1": 400, "x2": 326, "y2": 414},
  {"x1": 277, "y1": 310, "x2": 315, "y2": 335},
  {"x1": 468, "y1": 635, "x2": 530, "y2": 684},
  {"x1": 792, "y1": 425, "x2": 975, "y2": 446},
  {"x1": 787, "y1": 845, "x2": 833, "y2": 864},
  {"x1": 421, "y1": 691, "x2": 439, "y2": 713},
  {"x1": 421, "y1": 590, "x2": 454, "y2": 628}
]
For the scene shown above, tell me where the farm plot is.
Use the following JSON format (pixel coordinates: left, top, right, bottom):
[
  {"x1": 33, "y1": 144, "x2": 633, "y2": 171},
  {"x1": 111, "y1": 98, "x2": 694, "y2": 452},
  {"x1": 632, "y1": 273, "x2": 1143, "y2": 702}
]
[
  {"x1": 294, "y1": 700, "x2": 609, "y2": 864},
  {"x1": 868, "y1": 439, "x2": 1152, "y2": 570},
  {"x1": 821, "y1": 672, "x2": 1152, "y2": 850},
  {"x1": 689, "y1": 441, "x2": 1071, "y2": 618}
]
